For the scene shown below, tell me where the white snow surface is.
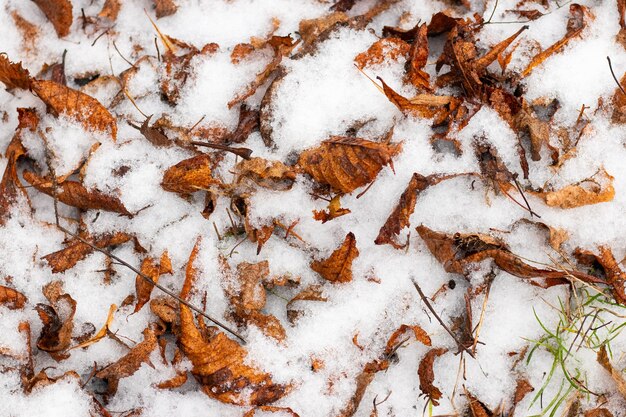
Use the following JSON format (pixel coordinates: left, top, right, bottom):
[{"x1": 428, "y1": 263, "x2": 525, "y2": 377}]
[{"x1": 1, "y1": 0, "x2": 626, "y2": 416}]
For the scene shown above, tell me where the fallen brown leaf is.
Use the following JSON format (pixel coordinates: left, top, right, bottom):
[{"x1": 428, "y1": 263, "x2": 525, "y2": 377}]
[
  {"x1": 354, "y1": 38, "x2": 410, "y2": 69},
  {"x1": 418, "y1": 348, "x2": 448, "y2": 406},
  {"x1": 35, "y1": 289, "x2": 76, "y2": 361},
  {"x1": 311, "y1": 232, "x2": 359, "y2": 283},
  {"x1": 98, "y1": 0, "x2": 121, "y2": 21},
  {"x1": 539, "y1": 169, "x2": 614, "y2": 209},
  {"x1": 574, "y1": 246, "x2": 626, "y2": 304},
  {"x1": 71, "y1": 304, "x2": 116, "y2": 350},
  {"x1": 298, "y1": 137, "x2": 401, "y2": 194},
  {"x1": 337, "y1": 360, "x2": 389, "y2": 417},
  {"x1": 585, "y1": 408, "x2": 615, "y2": 417},
  {"x1": 154, "y1": 0, "x2": 178, "y2": 18},
  {"x1": 243, "y1": 406, "x2": 300, "y2": 417},
  {"x1": 134, "y1": 251, "x2": 173, "y2": 313},
  {"x1": 235, "y1": 157, "x2": 296, "y2": 190},
  {"x1": 32, "y1": 0, "x2": 73, "y2": 37},
  {"x1": 597, "y1": 345, "x2": 626, "y2": 400},
  {"x1": 161, "y1": 154, "x2": 219, "y2": 195},
  {"x1": 0, "y1": 54, "x2": 32, "y2": 90},
  {"x1": 286, "y1": 285, "x2": 327, "y2": 324},
  {"x1": 465, "y1": 388, "x2": 494, "y2": 417},
  {"x1": 385, "y1": 324, "x2": 432, "y2": 355},
  {"x1": 0, "y1": 285, "x2": 27, "y2": 310},
  {"x1": 23, "y1": 171, "x2": 131, "y2": 215},
  {"x1": 405, "y1": 23, "x2": 430, "y2": 91},
  {"x1": 313, "y1": 195, "x2": 351, "y2": 223}
]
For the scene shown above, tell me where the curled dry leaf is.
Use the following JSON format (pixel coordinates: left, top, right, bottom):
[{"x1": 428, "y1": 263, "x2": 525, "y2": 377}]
[
  {"x1": 338, "y1": 360, "x2": 389, "y2": 417},
  {"x1": 35, "y1": 290, "x2": 76, "y2": 361},
  {"x1": 154, "y1": 0, "x2": 178, "y2": 18},
  {"x1": 298, "y1": 137, "x2": 401, "y2": 194},
  {"x1": 71, "y1": 304, "x2": 116, "y2": 350},
  {"x1": 286, "y1": 285, "x2": 327, "y2": 324},
  {"x1": 243, "y1": 406, "x2": 300, "y2": 417},
  {"x1": 179, "y1": 241, "x2": 288, "y2": 405},
  {"x1": 235, "y1": 157, "x2": 296, "y2": 190},
  {"x1": 43, "y1": 231, "x2": 134, "y2": 273},
  {"x1": 539, "y1": 169, "x2": 614, "y2": 209},
  {"x1": 138, "y1": 115, "x2": 171, "y2": 147},
  {"x1": 464, "y1": 388, "x2": 494, "y2": 417},
  {"x1": 32, "y1": 0, "x2": 73, "y2": 37},
  {"x1": 574, "y1": 246, "x2": 626, "y2": 304},
  {"x1": 226, "y1": 104, "x2": 259, "y2": 143},
  {"x1": 521, "y1": 4, "x2": 593, "y2": 78},
  {"x1": 418, "y1": 347, "x2": 447, "y2": 406},
  {"x1": 156, "y1": 370, "x2": 188, "y2": 389},
  {"x1": 354, "y1": 37, "x2": 410, "y2": 69},
  {"x1": 377, "y1": 76, "x2": 454, "y2": 119},
  {"x1": 23, "y1": 171, "x2": 131, "y2": 215},
  {"x1": 24, "y1": 369, "x2": 81, "y2": 393},
  {"x1": 385, "y1": 324, "x2": 431, "y2": 355},
  {"x1": 0, "y1": 285, "x2": 27, "y2": 310},
  {"x1": 32, "y1": 80, "x2": 117, "y2": 139},
  {"x1": 96, "y1": 323, "x2": 162, "y2": 395},
  {"x1": 597, "y1": 345, "x2": 626, "y2": 400},
  {"x1": 313, "y1": 195, "x2": 351, "y2": 223},
  {"x1": 0, "y1": 133, "x2": 28, "y2": 226},
  {"x1": 0, "y1": 54, "x2": 32, "y2": 90},
  {"x1": 134, "y1": 251, "x2": 173, "y2": 313},
  {"x1": 416, "y1": 225, "x2": 604, "y2": 286},
  {"x1": 311, "y1": 232, "x2": 359, "y2": 283},
  {"x1": 161, "y1": 154, "x2": 219, "y2": 195},
  {"x1": 405, "y1": 23, "x2": 430, "y2": 91}
]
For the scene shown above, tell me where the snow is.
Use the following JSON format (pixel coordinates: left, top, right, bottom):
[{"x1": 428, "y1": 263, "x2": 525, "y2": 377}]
[{"x1": 2, "y1": 0, "x2": 626, "y2": 416}]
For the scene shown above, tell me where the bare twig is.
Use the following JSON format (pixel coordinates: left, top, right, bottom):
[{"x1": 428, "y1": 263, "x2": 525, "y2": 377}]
[
  {"x1": 190, "y1": 141, "x2": 253, "y2": 160},
  {"x1": 607, "y1": 56, "x2": 626, "y2": 96}
]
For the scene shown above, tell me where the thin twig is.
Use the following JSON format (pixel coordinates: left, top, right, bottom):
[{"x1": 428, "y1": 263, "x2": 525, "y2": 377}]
[
  {"x1": 513, "y1": 175, "x2": 540, "y2": 218},
  {"x1": 112, "y1": 41, "x2": 134, "y2": 68},
  {"x1": 190, "y1": 141, "x2": 253, "y2": 160},
  {"x1": 607, "y1": 56, "x2": 626, "y2": 96},
  {"x1": 412, "y1": 279, "x2": 476, "y2": 358}
]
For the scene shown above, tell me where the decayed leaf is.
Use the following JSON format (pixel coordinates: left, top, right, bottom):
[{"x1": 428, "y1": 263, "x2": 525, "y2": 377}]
[
  {"x1": 311, "y1": 232, "x2": 359, "y2": 283},
  {"x1": 161, "y1": 154, "x2": 219, "y2": 195},
  {"x1": 134, "y1": 251, "x2": 173, "y2": 313},
  {"x1": 32, "y1": 80, "x2": 117, "y2": 139},
  {"x1": 376, "y1": 173, "x2": 462, "y2": 248},
  {"x1": 286, "y1": 285, "x2": 327, "y2": 324},
  {"x1": 243, "y1": 406, "x2": 300, "y2": 417},
  {"x1": 11, "y1": 12, "x2": 40, "y2": 55},
  {"x1": 23, "y1": 171, "x2": 131, "y2": 215},
  {"x1": 42, "y1": 231, "x2": 134, "y2": 273},
  {"x1": 377, "y1": 76, "x2": 454, "y2": 119},
  {"x1": 585, "y1": 408, "x2": 615, "y2": 417},
  {"x1": 313, "y1": 195, "x2": 351, "y2": 223},
  {"x1": 416, "y1": 225, "x2": 603, "y2": 286},
  {"x1": 1, "y1": 126, "x2": 28, "y2": 226},
  {"x1": 464, "y1": 388, "x2": 494, "y2": 417},
  {"x1": 35, "y1": 289, "x2": 76, "y2": 361},
  {"x1": 98, "y1": 0, "x2": 121, "y2": 21},
  {"x1": 515, "y1": 101, "x2": 550, "y2": 161},
  {"x1": 179, "y1": 241, "x2": 288, "y2": 405},
  {"x1": 246, "y1": 311, "x2": 287, "y2": 342},
  {"x1": 156, "y1": 370, "x2": 188, "y2": 389},
  {"x1": 235, "y1": 157, "x2": 296, "y2": 190},
  {"x1": 0, "y1": 54, "x2": 32, "y2": 90},
  {"x1": 513, "y1": 378, "x2": 534, "y2": 406},
  {"x1": 298, "y1": 12, "x2": 349, "y2": 47},
  {"x1": 405, "y1": 23, "x2": 430, "y2": 91},
  {"x1": 0, "y1": 285, "x2": 27, "y2": 310},
  {"x1": 338, "y1": 360, "x2": 389, "y2": 417},
  {"x1": 71, "y1": 304, "x2": 116, "y2": 350},
  {"x1": 154, "y1": 0, "x2": 178, "y2": 18},
  {"x1": 96, "y1": 323, "x2": 161, "y2": 395},
  {"x1": 234, "y1": 261, "x2": 270, "y2": 311},
  {"x1": 597, "y1": 345, "x2": 626, "y2": 399},
  {"x1": 574, "y1": 246, "x2": 626, "y2": 304},
  {"x1": 24, "y1": 369, "x2": 81, "y2": 393},
  {"x1": 418, "y1": 348, "x2": 448, "y2": 406},
  {"x1": 521, "y1": 4, "x2": 593, "y2": 77},
  {"x1": 385, "y1": 324, "x2": 432, "y2": 354},
  {"x1": 611, "y1": 72, "x2": 626, "y2": 124},
  {"x1": 354, "y1": 38, "x2": 410, "y2": 69},
  {"x1": 138, "y1": 115, "x2": 171, "y2": 147},
  {"x1": 32, "y1": 0, "x2": 73, "y2": 37},
  {"x1": 298, "y1": 137, "x2": 401, "y2": 194},
  {"x1": 539, "y1": 169, "x2": 614, "y2": 209}
]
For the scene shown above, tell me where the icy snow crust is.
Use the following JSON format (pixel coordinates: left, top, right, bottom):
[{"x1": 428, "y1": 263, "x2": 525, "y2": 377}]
[{"x1": 1, "y1": 0, "x2": 626, "y2": 416}]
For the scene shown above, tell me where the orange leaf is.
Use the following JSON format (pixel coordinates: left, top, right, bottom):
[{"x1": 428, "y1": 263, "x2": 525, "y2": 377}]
[
  {"x1": 161, "y1": 154, "x2": 219, "y2": 195},
  {"x1": 98, "y1": 0, "x2": 121, "y2": 21},
  {"x1": 0, "y1": 285, "x2": 27, "y2": 309},
  {"x1": 32, "y1": 80, "x2": 117, "y2": 139},
  {"x1": 235, "y1": 157, "x2": 296, "y2": 190},
  {"x1": 311, "y1": 232, "x2": 359, "y2": 283},
  {"x1": 418, "y1": 348, "x2": 447, "y2": 406},
  {"x1": 313, "y1": 195, "x2": 351, "y2": 223},
  {"x1": 134, "y1": 251, "x2": 173, "y2": 313},
  {"x1": 35, "y1": 291, "x2": 76, "y2": 361},
  {"x1": 385, "y1": 324, "x2": 431, "y2": 355},
  {"x1": 32, "y1": 0, "x2": 73, "y2": 37},
  {"x1": 298, "y1": 137, "x2": 401, "y2": 194},
  {"x1": 154, "y1": 0, "x2": 178, "y2": 18},
  {"x1": 0, "y1": 54, "x2": 32, "y2": 90},
  {"x1": 354, "y1": 37, "x2": 410, "y2": 69}
]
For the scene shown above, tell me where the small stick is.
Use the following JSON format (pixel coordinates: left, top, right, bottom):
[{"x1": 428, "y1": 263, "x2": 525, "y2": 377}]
[
  {"x1": 412, "y1": 279, "x2": 476, "y2": 358},
  {"x1": 190, "y1": 141, "x2": 253, "y2": 160},
  {"x1": 607, "y1": 56, "x2": 626, "y2": 96},
  {"x1": 91, "y1": 26, "x2": 113, "y2": 47},
  {"x1": 113, "y1": 41, "x2": 134, "y2": 68},
  {"x1": 187, "y1": 115, "x2": 206, "y2": 133},
  {"x1": 513, "y1": 176, "x2": 540, "y2": 218},
  {"x1": 154, "y1": 37, "x2": 161, "y2": 62}
]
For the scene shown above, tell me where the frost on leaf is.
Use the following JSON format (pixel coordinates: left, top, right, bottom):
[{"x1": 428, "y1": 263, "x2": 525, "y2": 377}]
[
  {"x1": 23, "y1": 171, "x2": 131, "y2": 215},
  {"x1": 32, "y1": 0, "x2": 73, "y2": 38},
  {"x1": 162, "y1": 154, "x2": 219, "y2": 195},
  {"x1": 418, "y1": 347, "x2": 447, "y2": 406},
  {"x1": 298, "y1": 137, "x2": 401, "y2": 194},
  {"x1": 179, "y1": 241, "x2": 289, "y2": 405},
  {"x1": 311, "y1": 232, "x2": 359, "y2": 283}
]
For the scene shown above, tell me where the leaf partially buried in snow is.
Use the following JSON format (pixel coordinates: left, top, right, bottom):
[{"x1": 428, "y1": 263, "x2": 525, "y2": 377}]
[
  {"x1": 134, "y1": 251, "x2": 173, "y2": 313},
  {"x1": 32, "y1": 0, "x2": 73, "y2": 37},
  {"x1": 311, "y1": 232, "x2": 359, "y2": 283},
  {"x1": 418, "y1": 347, "x2": 447, "y2": 406},
  {"x1": 298, "y1": 137, "x2": 401, "y2": 194},
  {"x1": 0, "y1": 54, "x2": 32, "y2": 90},
  {"x1": 538, "y1": 169, "x2": 614, "y2": 209},
  {"x1": 178, "y1": 240, "x2": 289, "y2": 405},
  {"x1": 573, "y1": 246, "x2": 626, "y2": 305},
  {"x1": 354, "y1": 37, "x2": 410, "y2": 69},
  {"x1": 32, "y1": 80, "x2": 117, "y2": 139},
  {"x1": 235, "y1": 157, "x2": 296, "y2": 190},
  {"x1": 597, "y1": 345, "x2": 626, "y2": 400},
  {"x1": 96, "y1": 323, "x2": 162, "y2": 395},
  {"x1": 313, "y1": 195, "x2": 351, "y2": 223},
  {"x1": 464, "y1": 388, "x2": 495, "y2": 417},
  {"x1": 162, "y1": 154, "x2": 219, "y2": 195},
  {"x1": 35, "y1": 285, "x2": 76, "y2": 361},
  {"x1": 0, "y1": 285, "x2": 27, "y2": 309},
  {"x1": 23, "y1": 171, "x2": 131, "y2": 215}
]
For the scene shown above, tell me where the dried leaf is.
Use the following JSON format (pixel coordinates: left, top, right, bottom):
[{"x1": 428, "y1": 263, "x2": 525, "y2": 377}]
[
  {"x1": 96, "y1": 323, "x2": 161, "y2": 395},
  {"x1": 465, "y1": 388, "x2": 494, "y2": 417},
  {"x1": 0, "y1": 285, "x2": 27, "y2": 309},
  {"x1": 32, "y1": 0, "x2": 73, "y2": 37},
  {"x1": 98, "y1": 0, "x2": 121, "y2": 21},
  {"x1": 286, "y1": 285, "x2": 327, "y2": 323},
  {"x1": 235, "y1": 157, "x2": 296, "y2": 190},
  {"x1": 243, "y1": 406, "x2": 300, "y2": 417},
  {"x1": 23, "y1": 171, "x2": 131, "y2": 215},
  {"x1": 354, "y1": 38, "x2": 410, "y2": 69},
  {"x1": 298, "y1": 12, "x2": 349, "y2": 47},
  {"x1": 246, "y1": 311, "x2": 287, "y2": 343},
  {"x1": 513, "y1": 378, "x2": 534, "y2": 406},
  {"x1": 0, "y1": 54, "x2": 32, "y2": 90},
  {"x1": 515, "y1": 102, "x2": 550, "y2": 161},
  {"x1": 227, "y1": 104, "x2": 259, "y2": 143},
  {"x1": 71, "y1": 304, "x2": 116, "y2": 350},
  {"x1": 521, "y1": 4, "x2": 593, "y2": 77},
  {"x1": 406, "y1": 24, "x2": 430, "y2": 91},
  {"x1": 0, "y1": 135, "x2": 27, "y2": 226},
  {"x1": 134, "y1": 252, "x2": 173, "y2": 313},
  {"x1": 311, "y1": 232, "x2": 359, "y2": 283},
  {"x1": 11, "y1": 12, "x2": 40, "y2": 55},
  {"x1": 313, "y1": 195, "x2": 351, "y2": 223},
  {"x1": 179, "y1": 241, "x2": 288, "y2": 405},
  {"x1": 139, "y1": 115, "x2": 171, "y2": 147},
  {"x1": 234, "y1": 261, "x2": 270, "y2": 311},
  {"x1": 418, "y1": 348, "x2": 448, "y2": 406},
  {"x1": 298, "y1": 137, "x2": 401, "y2": 194},
  {"x1": 156, "y1": 371, "x2": 188, "y2": 389},
  {"x1": 585, "y1": 408, "x2": 615, "y2": 417},
  {"x1": 35, "y1": 292, "x2": 76, "y2": 361},
  {"x1": 597, "y1": 345, "x2": 626, "y2": 400},
  {"x1": 385, "y1": 324, "x2": 431, "y2": 355},
  {"x1": 611, "y1": 72, "x2": 626, "y2": 124},
  {"x1": 43, "y1": 232, "x2": 133, "y2": 273},
  {"x1": 377, "y1": 77, "x2": 453, "y2": 118},
  {"x1": 162, "y1": 154, "x2": 219, "y2": 195},
  {"x1": 540, "y1": 170, "x2": 615, "y2": 209},
  {"x1": 154, "y1": 0, "x2": 178, "y2": 18},
  {"x1": 32, "y1": 79, "x2": 118, "y2": 139},
  {"x1": 574, "y1": 246, "x2": 626, "y2": 304}
]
